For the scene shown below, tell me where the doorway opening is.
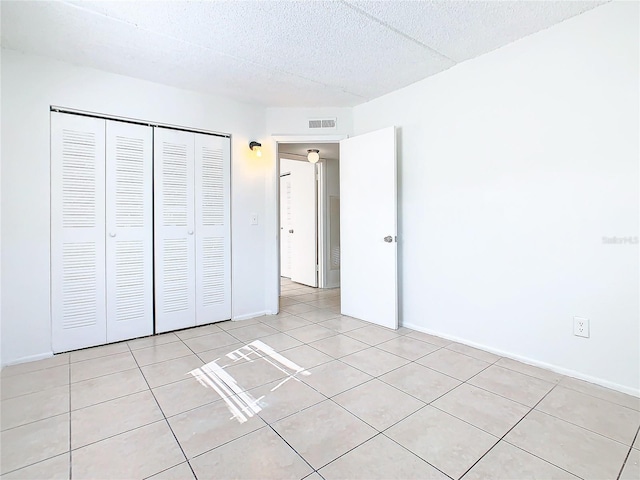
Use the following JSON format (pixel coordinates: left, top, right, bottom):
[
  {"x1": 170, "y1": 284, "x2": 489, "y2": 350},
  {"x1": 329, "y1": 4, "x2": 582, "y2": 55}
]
[
  {"x1": 272, "y1": 127, "x2": 397, "y2": 329},
  {"x1": 277, "y1": 142, "x2": 341, "y2": 300}
]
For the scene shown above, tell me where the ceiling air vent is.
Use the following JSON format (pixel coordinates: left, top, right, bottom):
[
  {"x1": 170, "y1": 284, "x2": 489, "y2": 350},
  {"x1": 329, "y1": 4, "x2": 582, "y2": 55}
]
[{"x1": 308, "y1": 118, "x2": 337, "y2": 130}]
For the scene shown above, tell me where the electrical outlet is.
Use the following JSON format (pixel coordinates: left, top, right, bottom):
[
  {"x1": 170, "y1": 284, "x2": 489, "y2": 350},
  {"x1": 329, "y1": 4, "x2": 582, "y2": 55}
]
[
  {"x1": 250, "y1": 213, "x2": 258, "y2": 225},
  {"x1": 574, "y1": 317, "x2": 590, "y2": 338}
]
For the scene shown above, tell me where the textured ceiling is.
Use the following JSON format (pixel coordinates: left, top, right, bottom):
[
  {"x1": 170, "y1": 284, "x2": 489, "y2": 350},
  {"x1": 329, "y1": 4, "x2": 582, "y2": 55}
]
[{"x1": 0, "y1": 0, "x2": 605, "y2": 107}]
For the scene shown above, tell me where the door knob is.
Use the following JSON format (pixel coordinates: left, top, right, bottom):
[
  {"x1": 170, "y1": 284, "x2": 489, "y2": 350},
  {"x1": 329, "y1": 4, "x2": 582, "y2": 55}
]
[
  {"x1": 109, "y1": 232, "x2": 116, "y2": 238},
  {"x1": 289, "y1": 229, "x2": 294, "y2": 233},
  {"x1": 384, "y1": 236, "x2": 393, "y2": 243},
  {"x1": 188, "y1": 230, "x2": 194, "y2": 235}
]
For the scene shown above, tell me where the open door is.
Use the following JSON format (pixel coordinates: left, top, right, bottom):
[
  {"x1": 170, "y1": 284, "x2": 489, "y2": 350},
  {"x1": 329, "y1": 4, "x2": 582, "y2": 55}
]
[
  {"x1": 285, "y1": 159, "x2": 318, "y2": 287},
  {"x1": 340, "y1": 127, "x2": 397, "y2": 329}
]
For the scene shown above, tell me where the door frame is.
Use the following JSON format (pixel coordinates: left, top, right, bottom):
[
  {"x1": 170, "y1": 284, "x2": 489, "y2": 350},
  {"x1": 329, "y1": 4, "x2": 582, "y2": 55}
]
[
  {"x1": 269, "y1": 135, "x2": 347, "y2": 313},
  {"x1": 316, "y1": 158, "x2": 340, "y2": 289}
]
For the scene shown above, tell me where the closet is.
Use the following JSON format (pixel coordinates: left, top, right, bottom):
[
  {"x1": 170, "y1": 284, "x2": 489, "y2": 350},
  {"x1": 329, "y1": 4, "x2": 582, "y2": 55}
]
[{"x1": 51, "y1": 112, "x2": 231, "y2": 353}]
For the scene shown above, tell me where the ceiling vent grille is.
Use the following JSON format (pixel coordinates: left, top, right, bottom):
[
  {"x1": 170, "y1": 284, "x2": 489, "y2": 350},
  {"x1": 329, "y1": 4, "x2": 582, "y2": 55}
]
[{"x1": 308, "y1": 118, "x2": 337, "y2": 130}]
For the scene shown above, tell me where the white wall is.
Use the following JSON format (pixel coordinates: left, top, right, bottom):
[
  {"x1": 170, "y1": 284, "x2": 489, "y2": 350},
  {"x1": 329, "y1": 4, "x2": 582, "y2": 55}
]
[
  {"x1": 266, "y1": 107, "x2": 353, "y2": 137},
  {"x1": 1, "y1": 49, "x2": 268, "y2": 365},
  {"x1": 353, "y1": 2, "x2": 639, "y2": 394}
]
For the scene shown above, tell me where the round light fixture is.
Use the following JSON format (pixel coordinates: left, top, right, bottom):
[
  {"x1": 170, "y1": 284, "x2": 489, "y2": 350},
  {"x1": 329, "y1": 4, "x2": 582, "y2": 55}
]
[{"x1": 307, "y1": 149, "x2": 320, "y2": 163}]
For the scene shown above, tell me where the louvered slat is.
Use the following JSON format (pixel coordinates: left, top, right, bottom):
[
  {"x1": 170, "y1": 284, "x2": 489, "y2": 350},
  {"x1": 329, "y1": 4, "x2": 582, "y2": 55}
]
[
  {"x1": 162, "y1": 143, "x2": 188, "y2": 227},
  {"x1": 201, "y1": 147, "x2": 225, "y2": 226},
  {"x1": 62, "y1": 242, "x2": 97, "y2": 328},
  {"x1": 114, "y1": 240, "x2": 145, "y2": 321},
  {"x1": 162, "y1": 238, "x2": 190, "y2": 314},
  {"x1": 62, "y1": 130, "x2": 96, "y2": 228},
  {"x1": 115, "y1": 135, "x2": 145, "y2": 228},
  {"x1": 201, "y1": 237, "x2": 225, "y2": 305}
]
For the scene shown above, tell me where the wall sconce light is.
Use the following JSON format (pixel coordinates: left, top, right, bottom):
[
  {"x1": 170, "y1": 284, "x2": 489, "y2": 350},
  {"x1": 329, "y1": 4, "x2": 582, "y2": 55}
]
[
  {"x1": 249, "y1": 141, "x2": 262, "y2": 157},
  {"x1": 307, "y1": 149, "x2": 320, "y2": 163}
]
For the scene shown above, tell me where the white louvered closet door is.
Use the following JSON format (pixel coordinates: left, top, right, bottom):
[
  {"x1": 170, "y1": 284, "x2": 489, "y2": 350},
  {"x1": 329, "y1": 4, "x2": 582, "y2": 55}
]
[
  {"x1": 154, "y1": 128, "x2": 196, "y2": 333},
  {"x1": 51, "y1": 113, "x2": 107, "y2": 352},
  {"x1": 105, "y1": 121, "x2": 153, "y2": 342},
  {"x1": 195, "y1": 134, "x2": 231, "y2": 325}
]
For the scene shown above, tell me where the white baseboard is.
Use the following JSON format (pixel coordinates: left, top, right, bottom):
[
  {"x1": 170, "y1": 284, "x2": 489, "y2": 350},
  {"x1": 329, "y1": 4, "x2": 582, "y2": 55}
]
[
  {"x1": 3, "y1": 312, "x2": 270, "y2": 366},
  {"x1": 232, "y1": 311, "x2": 270, "y2": 322},
  {"x1": 402, "y1": 321, "x2": 640, "y2": 398},
  {"x1": 2, "y1": 352, "x2": 54, "y2": 368}
]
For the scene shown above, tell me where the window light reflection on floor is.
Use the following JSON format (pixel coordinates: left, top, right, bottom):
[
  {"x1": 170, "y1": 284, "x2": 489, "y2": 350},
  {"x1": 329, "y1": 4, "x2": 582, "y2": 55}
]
[{"x1": 189, "y1": 340, "x2": 311, "y2": 423}]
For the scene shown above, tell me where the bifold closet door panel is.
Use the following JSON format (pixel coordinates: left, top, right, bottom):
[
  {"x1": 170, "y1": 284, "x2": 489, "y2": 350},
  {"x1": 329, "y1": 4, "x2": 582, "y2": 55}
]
[
  {"x1": 51, "y1": 113, "x2": 107, "y2": 352},
  {"x1": 195, "y1": 134, "x2": 231, "y2": 325},
  {"x1": 154, "y1": 128, "x2": 196, "y2": 333},
  {"x1": 105, "y1": 121, "x2": 153, "y2": 342}
]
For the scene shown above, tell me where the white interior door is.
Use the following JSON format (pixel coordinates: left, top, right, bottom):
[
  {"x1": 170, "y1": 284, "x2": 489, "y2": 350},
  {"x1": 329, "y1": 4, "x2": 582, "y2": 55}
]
[
  {"x1": 288, "y1": 159, "x2": 318, "y2": 287},
  {"x1": 51, "y1": 112, "x2": 107, "y2": 352},
  {"x1": 154, "y1": 128, "x2": 196, "y2": 333},
  {"x1": 280, "y1": 174, "x2": 292, "y2": 278},
  {"x1": 105, "y1": 120, "x2": 153, "y2": 342},
  {"x1": 195, "y1": 133, "x2": 231, "y2": 325},
  {"x1": 340, "y1": 127, "x2": 397, "y2": 329}
]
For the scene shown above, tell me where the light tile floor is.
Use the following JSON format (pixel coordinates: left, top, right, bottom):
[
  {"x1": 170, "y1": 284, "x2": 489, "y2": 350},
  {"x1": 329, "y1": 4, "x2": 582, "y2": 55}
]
[{"x1": 1, "y1": 277, "x2": 639, "y2": 479}]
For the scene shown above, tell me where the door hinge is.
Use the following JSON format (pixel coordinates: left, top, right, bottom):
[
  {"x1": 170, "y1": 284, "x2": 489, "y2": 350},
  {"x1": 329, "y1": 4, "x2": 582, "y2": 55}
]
[{"x1": 316, "y1": 264, "x2": 319, "y2": 271}]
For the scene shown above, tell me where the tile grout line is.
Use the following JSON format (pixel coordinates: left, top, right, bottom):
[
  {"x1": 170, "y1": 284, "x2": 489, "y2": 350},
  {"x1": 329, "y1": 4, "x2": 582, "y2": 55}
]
[
  {"x1": 0, "y1": 358, "x2": 70, "y2": 379},
  {"x1": 328, "y1": 426, "x2": 455, "y2": 480},
  {"x1": 322, "y1": 393, "x2": 453, "y2": 476},
  {"x1": 265, "y1": 423, "x2": 318, "y2": 475},
  {"x1": 126, "y1": 340, "x2": 199, "y2": 480},
  {"x1": 0, "y1": 410, "x2": 71, "y2": 435},
  {"x1": 616, "y1": 425, "x2": 640, "y2": 480},
  {"x1": 552, "y1": 381, "x2": 640, "y2": 412},
  {"x1": 0, "y1": 356, "x2": 73, "y2": 477},
  {"x1": 457, "y1": 382, "x2": 584, "y2": 480},
  {"x1": 381, "y1": 425, "x2": 458, "y2": 480},
  {"x1": 65, "y1": 418, "x2": 176, "y2": 452},
  {"x1": 65, "y1": 383, "x2": 150, "y2": 417},
  {"x1": 531, "y1": 402, "x2": 638, "y2": 448},
  {"x1": 184, "y1": 423, "x2": 273, "y2": 466}
]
